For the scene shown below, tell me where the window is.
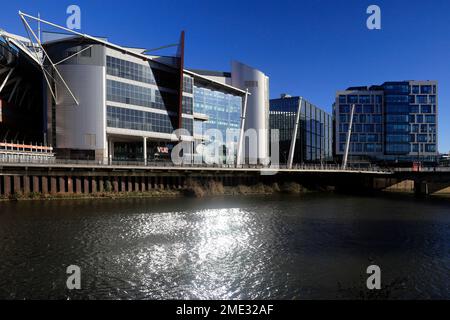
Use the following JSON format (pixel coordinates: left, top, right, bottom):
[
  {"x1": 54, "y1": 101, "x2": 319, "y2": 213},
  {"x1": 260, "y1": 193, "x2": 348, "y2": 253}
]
[
  {"x1": 420, "y1": 124, "x2": 428, "y2": 133},
  {"x1": 386, "y1": 134, "x2": 410, "y2": 143},
  {"x1": 386, "y1": 105, "x2": 409, "y2": 113},
  {"x1": 385, "y1": 95, "x2": 409, "y2": 103},
  {"x1": 373, "y1": 115, "x2": 382, "y2": 123},
  {"x1": 383, "y1": 84, "x2": 409, "y2": 93},
  {"x1": 386, "y1": 124, "x2": 409, "y2": 133},
  {"x1": 81, "y1": 46, "x2": 91, "y2": 57},
  {"x1": 409, "y1": 105, "x2": 419, "y2": 113},
  {"x1": 359, "y1": 95, "x2": 371, "y2": 104},
  {"x1": 425, "y1": 115, "x2": 436, "y2": 123},
  {"x1": 348, "y1": 95, "x2": 358, "y2": 103},
  {"x1": 339, "y1": 95, "x2": 346, "y2": 103},
  {"x1": 417, "y1": 134, "x2": 428, "y2": 142},
  {"x1": 339, "y1": 115, "x2": 347, "y2": 123},
  {"x1": 416, "y1": 115, "x2": 423, "y2": 123},
  {"x1": 425, "y1": 144, "x2": 436, "y2": 152},
  {"x1": 421, "y1": 105, "x2": 431, "y2": 113},
  {"x1": 363, "y1": 105, "x2": 374, "y2": 113},
  {"x1": 386, "y1": 114, "x2": 409, "y2": 123},
  {"x1": 417, "y1": 95, "x2": 428, "y2": 104},
  {"x1": 359, "y1": 134, "x2": 366, "y2": 142},
  {"x1": 385, "y1": 144, "x2": 410, "y2": 154},
  {"x1": 375, "y1": 124, "x2": 382, "y2": 133},
  {"x1": 412, "y1": 85, "x2": 420, "y2": 94},
  {"x1": 420, "y1": 85, "x2": 432, "y2": 94},
  {"x1": 339, "y1": 105, "x2": 350, "y2": 113},
  {"x1": 183, "y1": 76, "x2": 193, "y2": 94},
  {"x1": 182, "y1": 96, "x2": 193, "y2": 114},
  {"x1": 429, "y1": 95, "x2": 436, "y2": 104},
  {"x1": 106, "y1": 105, "x2": 175, "y2": 134}
]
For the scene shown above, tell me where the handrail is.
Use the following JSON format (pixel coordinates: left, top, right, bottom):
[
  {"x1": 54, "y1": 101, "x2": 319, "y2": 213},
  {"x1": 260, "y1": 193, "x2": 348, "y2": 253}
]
[
  {"x1": 0, "y1": 142, "x2": 53, "y2": 152},
  {"x1": 0, "y1": 156, "x2": 394, "y2": 173}
]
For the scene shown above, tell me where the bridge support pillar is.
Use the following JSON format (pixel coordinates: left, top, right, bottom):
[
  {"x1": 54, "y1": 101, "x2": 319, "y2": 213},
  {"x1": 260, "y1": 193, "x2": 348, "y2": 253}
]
[
  {"x1": 141, "y1": 177, "x2": 146, "y2": 192},
  {"x1": 59, "y1": 177, "x2": 66, "y2": 193},
  {"x1": 414, "y1": 180, "x2": 429, "y2": 197},
  {"x1": 4, "y1": 176, "x2": 11, "y2": 196},
  {"x1": 42, "y1": 176, "x2": 48, "y2": 194},
  {"x1": 14, "y1": 176, "x2": 21, "y2": 194},
  {"x1": 99, "y1": 177, "x2": 105, "y2": 192},
  {"x1": 75, "y1": 177, "x2": 82, "y2": 194},
  {"x1": 91, "y1": 177, "x2": 97, "y2": 193},
  {"x1": 120, "y1": 177, "x2": 126, "y2": 192},
  {"x1": 32, "y1": 176, "x2": 40, "y2": 193},
  {"x1": 67, "y1": 177, "x2": 73, "y2": 194},
  {"x1": 50, "y1": 177, "x2": 57, "y2": 194}
]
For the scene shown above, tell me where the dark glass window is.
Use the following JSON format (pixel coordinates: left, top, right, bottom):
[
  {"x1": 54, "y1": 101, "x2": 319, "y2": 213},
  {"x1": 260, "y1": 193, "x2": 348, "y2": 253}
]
[
  {"x1": 417, "y1": 134, "x2": 428, "y2": 142},
  {"x1": 420, "y1": 85, "x2": 432, "y2": 94},
  {"x1": 339, "y1": 105, "x2": 350, "y2": 113},
  {"x1": 425, "y1": 115, "x2": 436, "y2": 123},
  {"x1": 417, "y1": 95, "x2": 428, "y2": 104},
  {"x1": 429, "y1": 95, "x2": 436, "y2": 104},
  {"x1": 359, "y1": 95, "x2": 371, "y2": 104},
  {"x1": 416, "y1": 115, "x2": 424, "y2": 123},
  {"x1": 348, "y1": 95, "x2": 358, "y2": 103},
  {"x1": 409, "y1": 105, "x2": 419, "y2": 113}
]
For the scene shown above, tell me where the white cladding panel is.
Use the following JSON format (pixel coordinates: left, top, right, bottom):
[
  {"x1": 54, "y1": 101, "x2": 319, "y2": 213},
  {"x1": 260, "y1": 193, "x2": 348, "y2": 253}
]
[
  {"x1": 55, "y1": 64, "x2": 106, "y2": 152},
  {"x1": 231, "y1": 61, "x2": 269, "y2": 163}
]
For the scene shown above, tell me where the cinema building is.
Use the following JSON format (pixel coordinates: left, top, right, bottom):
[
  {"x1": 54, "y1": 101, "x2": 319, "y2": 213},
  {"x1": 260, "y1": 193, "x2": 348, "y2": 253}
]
[{"x1": 1, "y1": 13, "x2": 270, "y2": 165}]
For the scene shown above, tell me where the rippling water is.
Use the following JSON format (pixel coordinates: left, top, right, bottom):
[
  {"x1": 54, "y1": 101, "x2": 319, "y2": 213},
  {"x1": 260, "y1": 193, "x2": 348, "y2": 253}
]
[{"x1": 0, "y1": 194, "x2": 449, "y2": 299}]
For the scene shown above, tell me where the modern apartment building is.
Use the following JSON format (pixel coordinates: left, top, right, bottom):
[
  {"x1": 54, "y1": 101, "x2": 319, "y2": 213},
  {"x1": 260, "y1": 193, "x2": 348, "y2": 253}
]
[
  {"x1": 334, "y1": 81, "x2": 438, "y2": 164},
  {"x1": 270, "y1": 95, "x2": 333, "y2": 165}
]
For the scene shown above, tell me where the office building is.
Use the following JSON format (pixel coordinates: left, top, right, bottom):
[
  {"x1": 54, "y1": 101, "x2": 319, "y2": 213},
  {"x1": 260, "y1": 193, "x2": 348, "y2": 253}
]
[
  {"x1": 334, "y1": 81, "x2": 438, "y2": 164},
  {"x1": 192, "y1": 61, "x2": 270, "y2": 164},
  {"x1": 270, "y1": 95, "x2": 333, "y2": 165}
]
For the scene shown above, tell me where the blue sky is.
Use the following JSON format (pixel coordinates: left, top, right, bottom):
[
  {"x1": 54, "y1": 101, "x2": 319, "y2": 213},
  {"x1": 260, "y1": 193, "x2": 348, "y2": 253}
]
[{"x1": 1, "y1": 0, "x2": 449, "y2": 152}]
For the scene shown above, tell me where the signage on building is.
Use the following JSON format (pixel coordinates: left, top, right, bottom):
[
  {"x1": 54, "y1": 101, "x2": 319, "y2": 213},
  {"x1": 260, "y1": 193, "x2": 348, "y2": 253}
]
[{"x1": 157, "y1": 146, "x2": 169, "y2": 154}]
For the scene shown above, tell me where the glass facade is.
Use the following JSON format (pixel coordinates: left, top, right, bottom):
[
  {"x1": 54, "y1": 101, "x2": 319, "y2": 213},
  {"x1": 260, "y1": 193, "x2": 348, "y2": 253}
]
[
  {"x1": 106, "y1": 56, "x2": 178, "y2": 88},
  {"x1": 269, "y1": 97, "x2": 333, "y2": 164},
  {"x1": 193, "y1": 84, "x2": 242, "y2": 139},
  {"x1": 105, "y1": 55, "x2": 245, "y2": 164},
  {"x1": 106, "y1": 56, "x2": 180, "y2": 135},
  {"x1": 334, "y1": 81, "x2": 438, "y2": 163},
  {"x1": 107, "y1": 106, "x2": 174, "y2": 134},
  {"x1": 336, "y1": 93, "x2": 383, "y2": 155}
]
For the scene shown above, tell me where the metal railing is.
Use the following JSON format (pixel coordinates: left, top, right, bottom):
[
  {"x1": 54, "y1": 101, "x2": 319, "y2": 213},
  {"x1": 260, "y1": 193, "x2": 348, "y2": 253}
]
[
  {"x1": 0, "y1": 156, "x2": 395, "y2": 173},
  {"x1": 393, "y1": 167, "x2": 450, "y2": 173}
]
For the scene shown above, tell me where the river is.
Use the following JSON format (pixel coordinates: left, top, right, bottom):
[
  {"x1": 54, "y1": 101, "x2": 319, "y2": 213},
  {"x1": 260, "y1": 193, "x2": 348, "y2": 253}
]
[{"x1": 0, "y1": 194, "x2": 449, "y2": 299}]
